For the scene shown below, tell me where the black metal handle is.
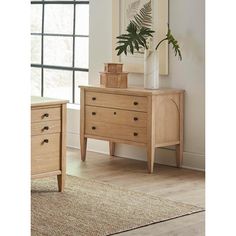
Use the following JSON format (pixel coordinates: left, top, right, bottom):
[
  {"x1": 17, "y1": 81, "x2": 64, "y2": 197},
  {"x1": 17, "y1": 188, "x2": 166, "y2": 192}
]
[
  {"x1": 133, "y1": 132, "x2": 138, "y2": 136},
  {"x1": 92, "y1": 112, "x2": 96, "y2": 116},
  {"x1": 42, "y1": 113, "x2": 49, "y2": 118},
  {"x1": 113, "y1": 112, "x2": 117, "y2": 115},
  {"x1": 133, "y1": 102, "x2": 138, "y2": 106},
  {"x1": 43, "y1": 139, "x2": 49, "y2": 143},
  {"x1": 42, "y1": 126, "x2": 49, "y2": 131},
  {"x1": 92, "y1": 97, "x2": 96, "y2": 101},
  {"x1": 133, "y1": 117, "x2": 138, "y2": 121},
  {"x1": 92, "y1": 126, "x2": 96, "y2": 130}
]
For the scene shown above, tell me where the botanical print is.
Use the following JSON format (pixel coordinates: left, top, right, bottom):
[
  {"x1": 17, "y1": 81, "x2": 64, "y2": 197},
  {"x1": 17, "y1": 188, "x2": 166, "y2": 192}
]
[{"x1": 124, "y1": 0, "x2": 150, "y2": 29}]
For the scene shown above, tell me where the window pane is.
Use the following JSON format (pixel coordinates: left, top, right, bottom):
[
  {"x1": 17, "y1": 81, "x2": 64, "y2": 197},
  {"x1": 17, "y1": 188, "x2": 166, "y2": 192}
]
[
  {"x1": 31, "y1": 35, "x2": 41, "y2": 64},
  {"x1": 75, "y1": 37, "x2": 89, "y2": 68},
  {"x1": 44, "y1": 69, "x2": 72, "y2": 102},
  {"x1": 44, "y1": 36, "x2": 73, "y2": 66},
  {"x1": 31, "y1": 68, "x2": 41, "y2": 96},
  {"x1": 75, "y1": 71, "x2": 88, "y2": 104},
  {"x1": 44, "y1": 5, "x2": 73, "y2": 34},
  {"x1": 31, "y1": 4, "x2": 42, "y2": 33},
  {"x1": 75, "y1": 4, "x2": 89, "y2": 35}
]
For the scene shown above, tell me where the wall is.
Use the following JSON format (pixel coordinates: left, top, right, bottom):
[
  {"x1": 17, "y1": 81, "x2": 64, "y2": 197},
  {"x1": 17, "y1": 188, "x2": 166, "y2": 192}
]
[{"x1": 67, "y1": 0, "x2": 205, "y2": 171}]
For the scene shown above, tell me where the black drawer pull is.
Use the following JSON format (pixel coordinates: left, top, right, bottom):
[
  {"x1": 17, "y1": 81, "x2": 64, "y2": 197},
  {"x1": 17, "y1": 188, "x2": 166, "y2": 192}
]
[
  {"x1": 133, "y1": 117, "x2": 138, "y2": 121},
  {"x1": 92, "y1": 112, "x2": 96, "y2": 116},
  {"x1": 133, "y1": 101, "x2": 138, "y2": 106},
  {"x1": 42, "y1": 126, "x2": 49, "y2": 131},
  {"x1": 42, "y1": 113, "x2": 49, "y2": 118},
  {"x1": 133, "y1": 132, "x2": 138, "y2": 136},
  {"x1": 92, "y1": 126, "x2": 96, "y2": 130},
  {"x1": 92, "y1": 97, "x2": 96, "y2": 101},
  {"x1": 113, "y1": 112, "x2": 117, "y2": 115},
  {"x1": 43, "y1": 139, "x2": 49, "y2": 144}
]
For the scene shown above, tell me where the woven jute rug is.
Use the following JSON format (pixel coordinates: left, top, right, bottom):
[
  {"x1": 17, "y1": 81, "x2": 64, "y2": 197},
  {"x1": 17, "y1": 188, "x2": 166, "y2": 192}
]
[{"x1": 31, "y1": 175, "x2": 203, "y2": 236}]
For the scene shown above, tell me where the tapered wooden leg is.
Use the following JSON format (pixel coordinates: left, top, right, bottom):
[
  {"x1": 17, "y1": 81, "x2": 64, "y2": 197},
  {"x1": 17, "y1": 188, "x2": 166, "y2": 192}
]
[
  {"x1": 57, "y1": 174, "x2": 65, "y2": 192},
  {"x1": 176, "y1": 144, "x2": 183, "y2": 167},
  {"x1": 176, "y1": 92, "x2": 184, "y2": 168},
  {"x1": 109, "y1": 141, "x2": 115, "y2": 156},
  {"x1": 80, "y1": 137, "x2": 87, "y2": 161},
  {"x1": 147, "y1": 146, "x2": 155, "y2": 173}
]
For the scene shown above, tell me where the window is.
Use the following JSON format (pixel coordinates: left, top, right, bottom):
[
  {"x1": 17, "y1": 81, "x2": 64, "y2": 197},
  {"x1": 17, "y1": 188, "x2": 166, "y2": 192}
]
[{"x1": 31, "y1": 0, "x2": 89, "y2": 104}]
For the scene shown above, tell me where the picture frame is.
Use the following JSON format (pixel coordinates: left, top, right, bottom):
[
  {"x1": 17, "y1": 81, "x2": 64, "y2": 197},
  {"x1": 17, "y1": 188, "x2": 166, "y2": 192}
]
[{"x1": 112, "y1": 0, "x2": 169, "y2": 75}]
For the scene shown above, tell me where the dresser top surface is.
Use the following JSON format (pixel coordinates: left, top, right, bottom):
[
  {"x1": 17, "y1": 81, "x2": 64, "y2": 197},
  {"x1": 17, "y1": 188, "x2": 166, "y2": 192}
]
[
  {"x1": 31, "y1": 96, "x2": 68, "y2": 107},
  {"x1": 79, "y1": 85, "x2": 184, "y2": 95}
]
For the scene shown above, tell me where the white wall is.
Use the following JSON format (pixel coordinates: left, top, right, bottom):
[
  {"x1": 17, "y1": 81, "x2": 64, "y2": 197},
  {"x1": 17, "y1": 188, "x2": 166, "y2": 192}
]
[{"x1": 67, "y1": 0, "x2": 205, "y2": 171}]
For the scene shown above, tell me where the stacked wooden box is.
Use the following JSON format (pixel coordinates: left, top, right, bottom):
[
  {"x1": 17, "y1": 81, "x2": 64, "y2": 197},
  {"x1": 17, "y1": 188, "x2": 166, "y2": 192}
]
[{"x1": 100, "y1": 63, "x2": 128, "y2": 88}]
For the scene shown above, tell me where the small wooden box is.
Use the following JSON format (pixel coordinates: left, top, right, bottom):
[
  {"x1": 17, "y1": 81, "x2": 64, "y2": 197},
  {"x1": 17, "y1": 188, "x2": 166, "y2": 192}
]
[
  {"x1": 100, "y1": 72, "x2": 128, "y2": 88},
  {"x1": 104, "y1": 63, "x2": 123, "y2": 73}
]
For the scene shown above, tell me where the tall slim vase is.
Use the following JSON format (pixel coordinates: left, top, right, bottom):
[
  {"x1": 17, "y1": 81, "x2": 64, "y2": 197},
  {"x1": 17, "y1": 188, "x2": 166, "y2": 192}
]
[{"x1": 144, "y1": 49, "x2": 160, "y2": 89}]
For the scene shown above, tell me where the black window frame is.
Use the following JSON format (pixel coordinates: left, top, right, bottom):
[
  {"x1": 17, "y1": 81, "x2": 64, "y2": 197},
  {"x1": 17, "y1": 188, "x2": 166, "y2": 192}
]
[{"x1": 31, "y1": 0, "x2": 89, "y2": 104}]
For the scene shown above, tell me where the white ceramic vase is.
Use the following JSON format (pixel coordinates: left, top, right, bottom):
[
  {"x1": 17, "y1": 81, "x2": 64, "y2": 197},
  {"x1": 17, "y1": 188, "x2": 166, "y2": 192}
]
[{"x1": 144, "y1": 49, "x2": 160, "y2": 89}]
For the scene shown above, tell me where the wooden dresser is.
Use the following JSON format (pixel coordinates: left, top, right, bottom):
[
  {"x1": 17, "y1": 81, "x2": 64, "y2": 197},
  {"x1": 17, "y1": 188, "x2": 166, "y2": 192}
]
[
  {"x1": 31, "y1": 96, "x2": 67, "y2": 192},
  {"x1": 80, "y1": 85, "x2": 184, "y2": 173}
]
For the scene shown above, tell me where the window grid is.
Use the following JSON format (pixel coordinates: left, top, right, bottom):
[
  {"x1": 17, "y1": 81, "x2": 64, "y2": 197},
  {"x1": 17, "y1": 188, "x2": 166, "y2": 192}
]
[{"x1": 31, "y1": 0, "x2": 89, "y2": 104}]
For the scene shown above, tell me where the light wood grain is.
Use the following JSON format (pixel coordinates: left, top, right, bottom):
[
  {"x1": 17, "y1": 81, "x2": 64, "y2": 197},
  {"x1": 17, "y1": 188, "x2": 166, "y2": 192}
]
[
  {"x1": 58, "y1": 103, "x2": 67, "y2": 192},
  {"x1": 176, "y1": 92, "x2": 184, "y2": 167},
  {"x1": 31, "y1": 133, "x2": 60, "y2": 175},
  {"x1": 80, "y1": 88, "x2": 87, "y2": 161},
  {"x1": 31, "y1": 120, "x2": 61, "y2": 136},
  {"x1": 85, "y1": 91, "x2": 148, "y2": 112},
  {"x1": 31, "y1": 133, "x2": 60, "y2": 156},
  {"x1": 31, "y1": 170, "x2": 61, "y2": 179},
  {"x1": 31, "y1": 106, "x2": 61, "y2": 123},
  {"x1": 80, "y1": 85, "x2": 184, "y2": 96},
  {"x1": 146, "y1": 95, "x2": 155, "y2": 173},
  {"x1": 85, "y1": 121, "x2": 147, "y2": 143},
  {"x1": 31, "y1": 96, "x2": 68, "y2": 191},
  {"x1": 155, "y1": 94, "x2": 180, "y2": 145},
  {"x1": 85, "y1": 106, "x2": 147, "y2": 128},
  {"x1": 80, "y1": 86, "x2": 184, "y2": 173},
  {"x1": 109, "y1": 141, "x2": 115, "y2": 156}
]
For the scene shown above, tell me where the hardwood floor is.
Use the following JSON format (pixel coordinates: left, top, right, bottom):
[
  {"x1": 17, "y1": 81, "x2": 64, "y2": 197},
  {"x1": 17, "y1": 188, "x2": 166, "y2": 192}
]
[{"x1": 66, "y1": 147, "x2": 205, "y2": 236}]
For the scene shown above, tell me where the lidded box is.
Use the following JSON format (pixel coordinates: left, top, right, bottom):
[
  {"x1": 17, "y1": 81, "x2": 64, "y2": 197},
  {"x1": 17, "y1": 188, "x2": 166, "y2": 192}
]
[
  {"x1": 100, "y1": 63, "x2": 128, "y2": 88},
  {"x1": 104, "y1": 63, "x2": 123, "y2": 73}
]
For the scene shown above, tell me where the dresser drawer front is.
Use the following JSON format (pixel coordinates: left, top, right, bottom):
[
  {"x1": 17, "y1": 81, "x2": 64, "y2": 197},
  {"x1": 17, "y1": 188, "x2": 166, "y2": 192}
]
[
  {"x1": 31, "y1": 107, "x2": 61, "y2": 123},
  {"x1": 31, "y1": 133, "x2": 60, "y2": 175},
  {"x1": 31, "y1": 120, "x2": 61, "y2": 136},
  {"x1": 86, "y1": 121, "x2": 147, "y2": 143},
  {"x1": 86, "y1": 106, "x2": 147, "y2": 128},
  {"x1": 85, "y1": 92, "x2": 147, "y2": 112}
]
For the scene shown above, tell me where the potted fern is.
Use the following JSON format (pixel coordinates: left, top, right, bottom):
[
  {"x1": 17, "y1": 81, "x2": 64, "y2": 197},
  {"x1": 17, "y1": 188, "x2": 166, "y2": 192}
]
[{"x1": 116, "y1": 0, "x2": 182, "y2": 89}]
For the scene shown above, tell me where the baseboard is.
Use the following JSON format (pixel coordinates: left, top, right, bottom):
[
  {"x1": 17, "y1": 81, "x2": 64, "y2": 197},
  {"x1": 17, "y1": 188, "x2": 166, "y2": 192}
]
[{"x1": 67, "y1": 132, "x2": 205, "y2": 171}]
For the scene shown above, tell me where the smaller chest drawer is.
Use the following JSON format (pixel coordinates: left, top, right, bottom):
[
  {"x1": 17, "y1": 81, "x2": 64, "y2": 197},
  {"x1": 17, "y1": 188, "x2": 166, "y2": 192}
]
[
  {"x1": 31, "y1": 133, "x2": 61, "y2": 175},
  {"x1": 85, "y1": 121, "x2": 147, "y2": 143},
  {"x1": 85, "y1": 92, "x2": 147, "y2": 112},
  {"x1": 31, "y1": 120, "x2": 61, "y2": 136},
  {"x1": 31, "y1": 133, "x2": 60, "y2": 156},
  {"x1": 86, "y1": 106, "x2": 147, "y2": 128},
  {"x1": 31, "y1": 107, "x2": 61, "y2": 123}
]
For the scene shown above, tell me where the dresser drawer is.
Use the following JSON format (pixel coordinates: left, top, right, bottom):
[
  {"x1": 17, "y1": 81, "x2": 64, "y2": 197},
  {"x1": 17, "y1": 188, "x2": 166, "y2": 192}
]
[
  {"x1": 31, "y1": 107, "x2": 61, "y2": 123},
  {"x1": 85, "y1": 121, "x2": 147, "y2": 143},
  {"x1": 85, "y1": 92, "x2": 147, "y2": 112},
  {"x1": 86, "y1": 106, "x2": 147, "y2": 128},
  {"x1": 31, "y1": 120, "x2": 61, "y2": 136},
  {"x1": 31, "y1": 133, "x2": 60, "y2": 175}
]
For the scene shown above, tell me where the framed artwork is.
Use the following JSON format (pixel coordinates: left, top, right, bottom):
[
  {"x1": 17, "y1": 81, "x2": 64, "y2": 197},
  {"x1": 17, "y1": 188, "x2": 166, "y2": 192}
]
[{"x1": 112, "y1": 0, "x2": 169, "y2": 75}]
